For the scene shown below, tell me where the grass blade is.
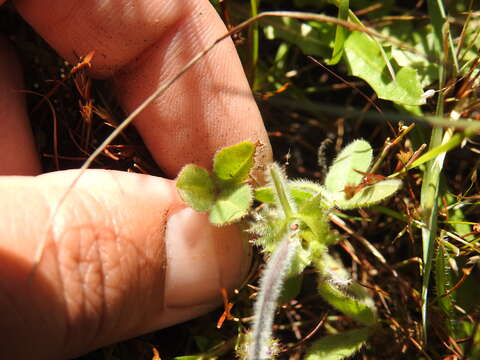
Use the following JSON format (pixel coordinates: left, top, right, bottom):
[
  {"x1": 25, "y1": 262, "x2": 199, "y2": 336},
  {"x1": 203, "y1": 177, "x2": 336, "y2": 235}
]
[{"x1": 421, "y1": 0, "x2": 452, "y2": 341}]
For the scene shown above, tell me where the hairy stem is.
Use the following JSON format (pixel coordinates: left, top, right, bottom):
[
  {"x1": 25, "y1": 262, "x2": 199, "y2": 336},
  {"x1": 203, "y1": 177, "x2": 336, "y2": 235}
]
[{"x1": 248, "y1": 228, "x2": 299, "y2": 359}]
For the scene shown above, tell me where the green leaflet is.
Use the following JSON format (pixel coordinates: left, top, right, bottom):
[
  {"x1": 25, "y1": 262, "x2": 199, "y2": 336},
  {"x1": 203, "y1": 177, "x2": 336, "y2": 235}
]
[
  {"x1": 213, "y1": 141, "x2": 256, "y2": 183},
  {"x1": 325, "y1": 139, "x2": 372, "y2": 194},
  {"x1": 176, "y1": 164, "x2": 215, "y2": 212},
  {"x1": 344, "y1": 31, "x2": 425, "y2": 106},
  {"x1": 305, "y1": 328, "x2": 370, "y2": 360},
  {"x1": 254, "y1": 186, "x2": 276, "y2": 203},
  {"x1": 209, "y1": 184, "x2": 253, "y2": 225}
]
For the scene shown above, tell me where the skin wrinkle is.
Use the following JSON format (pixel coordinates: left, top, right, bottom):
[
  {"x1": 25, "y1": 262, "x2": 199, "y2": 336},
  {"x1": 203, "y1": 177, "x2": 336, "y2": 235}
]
[
  {"x1": 33, "y1": 184, "x2": 72, "y2": 354},
  {"x1": 53, "y1": 188, "x2": 133, "y2": 355},
  {"x1": 83, "y1": 222, "x2": 110, "y2": 351},
  {"x1": 56, "y1": 191, "x2": 99, "y2": 354},
  {"x1": 27, "y1": 176, "x2": 159, "y2": 358},
  {"x1": 72, "y1": 175, "x2": 167, "y2": 346},
  {"x1": 78, "y1": 228, "x2": 100, "y2": 351},
  {"x1": 88, "y1": 230, "x2": 128, "y2": 350},
  {"x1": 48, "y1": 181, "x2": 127, "y2": 354},
  {"x1": 0, "y1": 172, "x2": 249, "y2": 357},
  {"x1": 33, "y1": 169, "x2": 172, "y2": 336},
  {"x1": 97, "y1": 227, "x2": 123, "y2": 344},
  {"x1": 87, "y1": 203, "x2": 131, "y2": 348}
]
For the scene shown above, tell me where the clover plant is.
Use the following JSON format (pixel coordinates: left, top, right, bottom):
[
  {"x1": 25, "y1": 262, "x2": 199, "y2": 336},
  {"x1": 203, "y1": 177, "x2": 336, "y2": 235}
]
[{"x1": 176, "y1": 139, "x2": 401, "y2": 359}]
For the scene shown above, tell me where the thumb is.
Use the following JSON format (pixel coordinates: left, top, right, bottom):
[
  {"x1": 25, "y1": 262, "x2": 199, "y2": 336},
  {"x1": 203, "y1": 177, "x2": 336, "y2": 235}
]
[{"x1": 0, "y1": 169, "x2": 250, "y2": 359}]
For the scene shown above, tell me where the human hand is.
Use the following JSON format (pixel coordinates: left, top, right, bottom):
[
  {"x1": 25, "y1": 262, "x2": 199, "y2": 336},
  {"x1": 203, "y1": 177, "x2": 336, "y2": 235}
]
[{"x1": 0, "y1": 1, "x2": 271, "y2": 358}]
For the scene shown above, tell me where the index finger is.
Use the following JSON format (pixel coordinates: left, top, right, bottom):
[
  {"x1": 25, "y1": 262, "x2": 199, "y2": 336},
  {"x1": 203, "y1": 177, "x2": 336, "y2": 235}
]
[{"x1": 14, "y1": 0, "x2": 272, "y2": 176}]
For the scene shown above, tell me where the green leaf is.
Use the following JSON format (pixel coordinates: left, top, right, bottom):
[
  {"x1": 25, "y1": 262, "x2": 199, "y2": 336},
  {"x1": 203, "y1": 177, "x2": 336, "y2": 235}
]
[
  {"x1": 288, "y1": 244, "x2": 313, "y2": 276},
  {"x1": 254, "y1": 186, "x2": 275, "y2": 203},
  {"x1": 316, "y1": 254, "x2": 376, "y2": 326},
  {"x1": 269, "y1": 163, "x2": 297, "y2": 218},
  {"x1": 318, "y1": 281, "x2": 377, "y2": 326},
  {"x1": 213, "y1": 141, "x2": 256, "y2": 183},
  {"x1": 325, "y1": 139, "x2": 372, "y2": 194},
  {"x1": 254, "y1": 181, "x2": 321, "y2": 205},
  {"x1": 434, "y1": 243, "x2": 455, "y2": 322},
  {"x1": 288, "y1": 180, "x2": 324, "y2": 203},
  {"x1": 327, "y1": 0, "x2": 349, "y2": 65},
  {"x1": 263, "y1": 17, "x2": 335, "y2": 58},
  {"x1": 250, "y1": 218, "x2": 289, "y2": 252},
  {"x1": 278, "y1": 273, "x2": 303, "y2": 304},
  {"x1": 298, "y1": 194, "x2": 336, "y2": 245},
  {"x1": 305, "y1": 328, "x2": 370, "y2": 360},
  {"x1": 209, "y1": 184, "x2": 253, "y2": 225},
  {"x1": 344, "y1": 31, "x2": 425, "y2": 106},
  {"x1": 176, "y1": 164, "x2": 215, "y2": 212},
  {"x1": 334, "y1": 179, "x2": 402, "y2": 209},
  {"x1": 386, "y1": 23, "x2": 439, "y2": 87}
]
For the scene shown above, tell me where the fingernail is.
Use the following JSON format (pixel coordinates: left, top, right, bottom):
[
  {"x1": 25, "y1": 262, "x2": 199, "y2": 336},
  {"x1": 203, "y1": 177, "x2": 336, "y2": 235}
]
[{"x1": 164, "y1": 207, "x2": 249, "y2": 308}]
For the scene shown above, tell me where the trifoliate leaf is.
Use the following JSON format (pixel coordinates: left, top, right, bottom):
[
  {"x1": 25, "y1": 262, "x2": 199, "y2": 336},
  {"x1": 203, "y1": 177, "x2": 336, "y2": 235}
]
[
  {"x1": 305, "y1": 328, "x2": 370, "y2": 360},
  {"x1": 176, "y1": 164, "x2": 215, "y2": 212},
  {"x1": 213, "y1": 141, "x2": 256, "y2": 183},
  {"x1": 325, "y1": 139, "x2": 372, "y2": 193},
  {"x1": 334, "y1": 179, "x2": 402, "y2": 209},
  {"x1": 209, "y1": 184, "x2": 253, "y2": 225}
]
